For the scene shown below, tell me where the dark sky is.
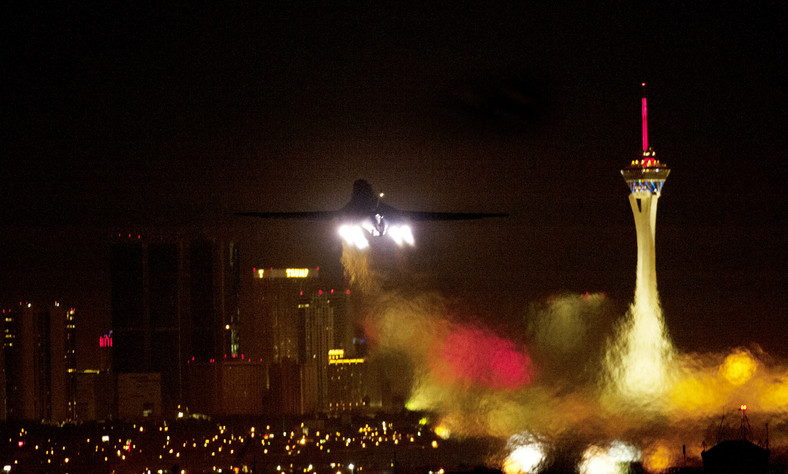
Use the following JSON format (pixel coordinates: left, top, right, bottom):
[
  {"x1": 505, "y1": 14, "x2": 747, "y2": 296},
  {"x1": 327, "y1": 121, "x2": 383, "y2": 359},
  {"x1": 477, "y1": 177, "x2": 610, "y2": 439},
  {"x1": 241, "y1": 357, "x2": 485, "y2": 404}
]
[{"x1": 3, "y1": 2, "x2": 786, "y2": 360}]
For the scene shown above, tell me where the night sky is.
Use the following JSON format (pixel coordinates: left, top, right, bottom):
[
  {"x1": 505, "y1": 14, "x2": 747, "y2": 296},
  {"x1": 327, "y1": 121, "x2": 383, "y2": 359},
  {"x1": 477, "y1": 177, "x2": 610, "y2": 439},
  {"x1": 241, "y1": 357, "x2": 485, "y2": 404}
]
[{"x1": 3, "y1": 2, "x2": 786, "y2": 365}]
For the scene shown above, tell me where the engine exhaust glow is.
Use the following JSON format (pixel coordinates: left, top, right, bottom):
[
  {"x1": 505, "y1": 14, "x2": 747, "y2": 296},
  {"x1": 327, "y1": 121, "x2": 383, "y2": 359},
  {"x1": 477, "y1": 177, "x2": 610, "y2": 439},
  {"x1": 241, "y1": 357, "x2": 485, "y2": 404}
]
[
  {"x1": 339, "y1": 222, "x2": 415, "y2": 249},
  {"x1": 339, "y1": 224, "x2": 369, "y2": 249}
]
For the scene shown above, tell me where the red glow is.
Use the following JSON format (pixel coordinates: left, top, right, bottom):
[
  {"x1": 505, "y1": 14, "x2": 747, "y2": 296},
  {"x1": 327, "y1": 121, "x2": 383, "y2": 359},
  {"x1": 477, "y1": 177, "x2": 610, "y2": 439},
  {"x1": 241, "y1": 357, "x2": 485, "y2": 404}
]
[
  {"x1": 99, "y1": 334, "x2": 113, "y2": 348},
  {"x1": 740, "y1": 404, "x2": 748, "y2": 411},
  {"x1": 642, "y1": 96, "x2": 648, "y2": 151},
  {"x1": 431, "y1": 325, "x2": 533, "y2": 390}
]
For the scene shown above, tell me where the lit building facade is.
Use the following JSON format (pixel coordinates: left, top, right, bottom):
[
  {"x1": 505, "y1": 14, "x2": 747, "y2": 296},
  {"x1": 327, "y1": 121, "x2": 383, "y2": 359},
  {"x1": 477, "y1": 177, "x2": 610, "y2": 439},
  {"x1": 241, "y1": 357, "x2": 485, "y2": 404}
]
[
  {"x1": 327, "y1": 349, "x2": 367, "y2": 413},
  {"x1": 1, "y1": 302, "x2": 76, "y2": 422},
  {"x1": 250, "y1": 267, "x2": 354, "y2": 412},
  {"x1": 110, "y1": 233, "x2": 241, "y2": 416}
]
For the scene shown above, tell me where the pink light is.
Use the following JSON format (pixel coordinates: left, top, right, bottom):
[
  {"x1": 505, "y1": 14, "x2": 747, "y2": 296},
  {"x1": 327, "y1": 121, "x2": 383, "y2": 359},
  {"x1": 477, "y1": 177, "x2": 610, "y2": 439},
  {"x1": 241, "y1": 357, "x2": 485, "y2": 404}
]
[
  {"x1": 99, "y1": 334, "x2": 113, "y2": 348},
  {"x1": 641, "y1": 83, "x2": 648, "y2": 151},
  {"x1": 431, "y1": 325, "x2": 533, "y2": 390}
]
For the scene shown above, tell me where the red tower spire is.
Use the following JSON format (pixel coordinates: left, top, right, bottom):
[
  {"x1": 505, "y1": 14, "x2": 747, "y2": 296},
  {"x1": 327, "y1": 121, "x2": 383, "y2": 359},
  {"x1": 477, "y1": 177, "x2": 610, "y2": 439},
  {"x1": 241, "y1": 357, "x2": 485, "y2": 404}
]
[{"x1": 641, "y1": 82, "x2": 648, "y2": 152}]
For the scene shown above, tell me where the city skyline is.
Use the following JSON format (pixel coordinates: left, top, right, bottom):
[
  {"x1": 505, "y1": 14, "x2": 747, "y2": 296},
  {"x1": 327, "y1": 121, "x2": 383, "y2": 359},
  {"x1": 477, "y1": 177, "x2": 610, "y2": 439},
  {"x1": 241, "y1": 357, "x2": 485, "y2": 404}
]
[{"x1": 3, "y1": 5, "x2": 785, "y2": 364}]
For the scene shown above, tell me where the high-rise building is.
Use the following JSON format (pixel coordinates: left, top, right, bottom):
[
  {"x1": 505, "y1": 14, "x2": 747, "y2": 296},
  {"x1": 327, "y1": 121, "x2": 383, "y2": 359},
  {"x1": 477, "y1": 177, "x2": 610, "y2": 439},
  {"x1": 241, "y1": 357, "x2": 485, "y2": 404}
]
[
  {"x1": 2, "y1": 302, "x2": 76, "y2": 422},
  {"x1": 250, "y1": 267, "x2": 353, "y2": 412},
  {"x1": 251, "y1": 267, "x2": 321, "y2": 364},
  {"x1": 110, "y1": 232, "x2": 240, "y2": 416}
]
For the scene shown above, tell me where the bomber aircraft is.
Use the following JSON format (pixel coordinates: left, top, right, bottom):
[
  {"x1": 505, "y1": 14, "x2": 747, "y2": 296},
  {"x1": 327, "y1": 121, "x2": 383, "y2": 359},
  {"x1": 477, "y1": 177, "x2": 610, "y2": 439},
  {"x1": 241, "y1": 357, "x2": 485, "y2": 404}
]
[{"x1": 235, "y1": 179, "x2": 507, "y2": 248}]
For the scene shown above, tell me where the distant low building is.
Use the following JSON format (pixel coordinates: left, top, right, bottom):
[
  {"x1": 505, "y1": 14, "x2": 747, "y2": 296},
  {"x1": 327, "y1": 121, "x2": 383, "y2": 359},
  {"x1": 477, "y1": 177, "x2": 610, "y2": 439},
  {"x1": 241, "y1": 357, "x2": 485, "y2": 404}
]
[
  {"x1": 117, "y1": 372, "x2": 162, "y2": 420},
  {"x1": 702, "y1": 439, "x2": 769, "y2": 474},
  {"x1": 268, "y1": 358, "x2": 317, "y2": 416},
  {"x1": 75, "y1": 370, "x2": 114, "y2": 421},
  {"x1": 186, "y1": 359, "x2": 265, "y2": 416}
]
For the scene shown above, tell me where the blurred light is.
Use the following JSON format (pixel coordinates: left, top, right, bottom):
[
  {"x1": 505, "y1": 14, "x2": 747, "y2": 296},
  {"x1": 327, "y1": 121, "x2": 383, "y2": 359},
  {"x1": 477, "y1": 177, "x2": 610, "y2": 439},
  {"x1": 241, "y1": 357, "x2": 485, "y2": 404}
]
[
  {"x1": 502, "y1": 434, "x2": 546, "y2": 474},
  {"x1": 388, "y1": 225, "x2": 415, "y2": 246},
  {"x1": 434, "y1": 425, "x2": 450, "y2": 440},
  {"x1": 721, "y1": 350, "x2": 757, "y2": 386},
  {"x1": 339, "y1": 225, "x2": 369, "y2": 249}
]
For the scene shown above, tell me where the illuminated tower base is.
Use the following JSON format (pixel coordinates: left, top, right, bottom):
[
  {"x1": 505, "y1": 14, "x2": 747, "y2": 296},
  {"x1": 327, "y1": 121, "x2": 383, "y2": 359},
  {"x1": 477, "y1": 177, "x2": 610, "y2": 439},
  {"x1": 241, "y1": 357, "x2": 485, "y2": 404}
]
[
  {"x1": 608, "y1": 188, "x2": 675, "y2": 404},
  {"x1": 629, "y1": 192, "x2": 659, "y2": 303}
]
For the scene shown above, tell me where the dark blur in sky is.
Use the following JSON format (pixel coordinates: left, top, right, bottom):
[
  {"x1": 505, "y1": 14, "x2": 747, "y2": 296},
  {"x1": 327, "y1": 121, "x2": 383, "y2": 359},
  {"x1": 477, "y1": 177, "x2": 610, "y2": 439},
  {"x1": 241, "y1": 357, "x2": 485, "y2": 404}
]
[{"x1": 2, "y1": 2, "x2": 786, "y2": 363}]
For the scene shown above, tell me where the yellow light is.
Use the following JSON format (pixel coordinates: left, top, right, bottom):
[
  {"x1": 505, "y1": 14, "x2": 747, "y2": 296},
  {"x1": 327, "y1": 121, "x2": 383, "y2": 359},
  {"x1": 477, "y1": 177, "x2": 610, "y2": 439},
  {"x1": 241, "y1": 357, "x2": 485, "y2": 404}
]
[
  {"x1": 286, "y1": 268, "x2": 309, "y2": 278},
  {"x1": 721, "y1": 350, "x2": 757, "y2": 386}
]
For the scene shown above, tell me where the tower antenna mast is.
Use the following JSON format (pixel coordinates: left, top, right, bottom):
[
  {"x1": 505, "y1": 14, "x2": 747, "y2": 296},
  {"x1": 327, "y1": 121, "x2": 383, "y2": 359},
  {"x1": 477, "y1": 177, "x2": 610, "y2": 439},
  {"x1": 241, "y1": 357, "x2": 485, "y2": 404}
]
[{"x1": 642, "y1": 82, "x2": 648, "y2": 152}]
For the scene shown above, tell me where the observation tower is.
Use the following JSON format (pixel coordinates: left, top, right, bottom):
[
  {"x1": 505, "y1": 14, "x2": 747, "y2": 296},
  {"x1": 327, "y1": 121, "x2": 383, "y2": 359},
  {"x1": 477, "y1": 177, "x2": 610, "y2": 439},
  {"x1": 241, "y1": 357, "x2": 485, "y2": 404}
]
[{"x1": 621, "y1": 83, "x2": 670, "y2": 297}]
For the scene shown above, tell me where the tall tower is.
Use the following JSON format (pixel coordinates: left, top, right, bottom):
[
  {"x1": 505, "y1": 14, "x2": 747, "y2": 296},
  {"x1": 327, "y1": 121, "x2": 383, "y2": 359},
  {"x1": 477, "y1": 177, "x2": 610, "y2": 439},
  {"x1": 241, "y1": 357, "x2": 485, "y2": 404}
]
[
  {"x1": 605, "y1": 84, "x2": 675, "y2": 406},
  {"x1": 620, "y1": 83, "x2": 670, "y2": 301}
]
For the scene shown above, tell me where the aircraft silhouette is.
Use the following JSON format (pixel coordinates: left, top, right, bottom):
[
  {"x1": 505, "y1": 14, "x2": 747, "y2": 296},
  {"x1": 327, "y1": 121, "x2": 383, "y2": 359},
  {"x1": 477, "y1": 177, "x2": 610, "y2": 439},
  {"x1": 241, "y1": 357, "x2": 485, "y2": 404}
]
[{"x1": 235, "y1": 179, "x2": 507, "y2": 247}]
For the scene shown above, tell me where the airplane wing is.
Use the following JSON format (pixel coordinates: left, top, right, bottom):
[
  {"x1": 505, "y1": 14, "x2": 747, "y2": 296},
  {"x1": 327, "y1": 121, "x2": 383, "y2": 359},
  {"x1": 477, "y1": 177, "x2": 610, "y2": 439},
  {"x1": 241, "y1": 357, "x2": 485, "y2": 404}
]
[
  {"x1": 376, "y1": 202, "x2": 507, "y2": 221},
  {"x1": 233, "y1": 211, "x2": 339, "y2": 220},
  {"x1": 393, "y1": 211, "x2": 508, "y2": 221}
]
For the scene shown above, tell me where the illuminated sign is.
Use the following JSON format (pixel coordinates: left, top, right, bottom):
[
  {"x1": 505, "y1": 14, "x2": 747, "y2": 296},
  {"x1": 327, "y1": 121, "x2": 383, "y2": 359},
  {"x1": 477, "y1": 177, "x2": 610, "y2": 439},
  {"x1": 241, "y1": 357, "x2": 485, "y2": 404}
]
[
  {"x1": 254, "y1": 267, "x2": 318, "y2": 279},
  {"x1": 99, "y1": 331, "x2": 113, "y2": 348},
  {"x1": 286, "y1": 268, "x2": 309, "y2": 278}
]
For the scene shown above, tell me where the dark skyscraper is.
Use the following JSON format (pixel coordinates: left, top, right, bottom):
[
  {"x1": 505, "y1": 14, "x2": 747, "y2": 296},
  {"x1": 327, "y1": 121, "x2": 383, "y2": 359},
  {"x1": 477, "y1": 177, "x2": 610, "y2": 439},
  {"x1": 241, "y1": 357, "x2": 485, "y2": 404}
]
[
  {"x1": 110, "y1": 232, "x2": 240, "y2": 415},
  {"x1": 2, "y1": 302, "x2": 75, "y2": 422}
]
